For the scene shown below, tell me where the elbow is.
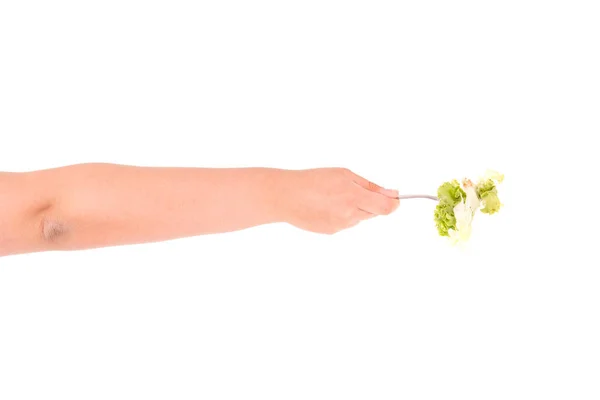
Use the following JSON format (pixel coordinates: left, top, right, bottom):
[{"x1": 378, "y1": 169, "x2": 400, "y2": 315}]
[
  {"x1": 0, "y1": 171, "x2": 73, "y2": 257},
  {"x1": 38, "y1": 199, "x2": 71, "y2": 249},
  {"x1": 0, "y1": 213, "x2": 69, "y2": 258},
  {"x1": 40, "y1": 216, "x2": 69, "y2": 244}
]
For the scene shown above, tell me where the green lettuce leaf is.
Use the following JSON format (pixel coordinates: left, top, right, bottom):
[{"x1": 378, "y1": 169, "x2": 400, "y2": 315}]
[
  {"x1": 433, "y1": 172, "x2": 503, "y2": 240},
  {"x1": 437, "y1": 180, "x2": 466, "y2": 206},
  {"x1": 434, "y1": 180, "x2": 466, "y2": 237},
  {"x1": 434, "y1": 203, "x2": 456, "y2": 237},
  {"x1": 476, "y1": 177, "x2": 502, "y2": 214}
]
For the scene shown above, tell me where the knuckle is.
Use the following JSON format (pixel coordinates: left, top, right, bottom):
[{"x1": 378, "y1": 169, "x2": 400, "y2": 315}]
[
  {"x1": 335, "y1": 167, "x2": 352, "y2": 178},
  {"x1": 343, "y1": 203, "x2": 355, "y2": 215},
  {"x1": 368, "y1": 181, "x2": 381, "y2": 192},
  {"x1": 339, "y1": 205, "x2": 354, "y2": 220},
  {"x1": 324, "y1": 227, "x2": 339, "y2": 235},
  {"x1": 334, "y1": 195, "x2": 355, "y2": 215},
  {"x1": 380, "y1": 201, "x2": 395, "y2": 215}
]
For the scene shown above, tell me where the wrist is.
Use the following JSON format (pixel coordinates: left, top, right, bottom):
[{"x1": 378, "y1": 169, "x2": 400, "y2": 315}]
[{"x1": 259, "y1": 168, "x2": 295, "y2": 224}]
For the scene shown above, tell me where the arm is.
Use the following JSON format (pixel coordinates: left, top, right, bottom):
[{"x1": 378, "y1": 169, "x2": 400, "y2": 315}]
[{"x1": 0, "y1": 163, "x2": 400, "y2": 257}]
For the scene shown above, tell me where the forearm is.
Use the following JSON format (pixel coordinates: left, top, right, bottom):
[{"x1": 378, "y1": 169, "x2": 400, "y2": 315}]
[
  {"x1": 32, "y1": 163, "x2": 284, "y2": 251},
  {"x1": 1, "y1": 163, "x2": 399, "y2": 257}
]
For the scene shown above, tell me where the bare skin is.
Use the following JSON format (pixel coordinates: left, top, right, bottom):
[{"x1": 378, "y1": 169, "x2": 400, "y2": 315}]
[{"x1": 0, "y1": 164, "x2": 400, "y2": 257}]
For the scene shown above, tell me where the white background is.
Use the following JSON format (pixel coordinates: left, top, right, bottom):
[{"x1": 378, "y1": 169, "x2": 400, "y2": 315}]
[{"x1": 1, "y1": 1, "x2": 599, "y2": 399}]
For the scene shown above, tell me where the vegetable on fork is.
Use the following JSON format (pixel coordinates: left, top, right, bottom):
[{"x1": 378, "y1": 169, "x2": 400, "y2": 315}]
[{"x1": 433, "y1": 170, "x2": 504, "y2": 244}]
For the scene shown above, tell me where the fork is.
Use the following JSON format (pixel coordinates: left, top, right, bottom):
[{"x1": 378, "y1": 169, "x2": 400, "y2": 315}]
[{"x1": 397, "y1": 194, "x2": 439, "y2": 201}]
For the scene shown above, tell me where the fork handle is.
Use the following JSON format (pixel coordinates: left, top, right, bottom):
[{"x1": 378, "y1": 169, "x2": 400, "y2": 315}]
[{"x1": 397, "y1": 194, "x2": 439, "y2": 201}]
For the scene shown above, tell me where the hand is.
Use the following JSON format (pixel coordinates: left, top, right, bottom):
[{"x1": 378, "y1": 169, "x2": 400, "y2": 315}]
[{"x1": 275, "y1": 168, "x2": 400, "y2": 234}]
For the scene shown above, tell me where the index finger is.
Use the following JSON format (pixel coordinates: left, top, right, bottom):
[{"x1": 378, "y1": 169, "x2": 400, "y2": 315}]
[{"x1": 346, "y1": 171, "x2": 399, "y2": 198}]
